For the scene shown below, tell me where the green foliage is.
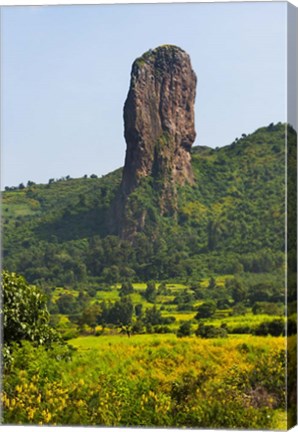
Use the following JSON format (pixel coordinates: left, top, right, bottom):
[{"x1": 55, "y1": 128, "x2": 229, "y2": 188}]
[
  {"x1": 119, "y1": 282, "x2": 134, "y2": 297},
  {"x1": 56, "y1": 293, "x2": 78, "y2": 315},
  {"x1": 2, "y1": 123, "x2": 291, "y2": 285},
  {"x1": 177, "y1": 321, "x2": 192, "y2": 338},
  {"x1": 2, "y1": 270, "x2": 60, "y2": 348},
  {"x1": 232, "y1": 302, "x2": 247, "y2": 316},
  {"x1": 195, "y1": 301, "x2": 217, "y2": 319},
  {"x1": 143, "y1": 281, "x2": 157, "y2": 303},
  {"x1": 2, "y1": 334, "x2": 286, "y2": 428},
  {"x1": 144, "y1": 305, "x2": 163, "y2": 326},
  {"x1": 109, "y1": 296, "x2": 134, "y2": 325},
  {"x1": 173, "y1": 289, "x2": 194, "y2": 308},
  {"x1": 1, "y1": 122, "x2": 293, "y2": 429},
  {"x1": 226, "y1": 277, "x2": 248, "y2": 304},
  {"x1": 254, "y1": 319, "x2": 285, "y2": 336},
  {"x1": 79, "y1": 304, "x2": 102, "y2": 330},
  {"x1": 252, "y1": 302, "x2": 284, "y2": 316},
  {"x1": 195, "y1": 323, "x2": 228, "y2": 338}
]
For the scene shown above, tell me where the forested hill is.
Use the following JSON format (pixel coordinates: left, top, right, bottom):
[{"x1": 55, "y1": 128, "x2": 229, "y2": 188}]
[{"x1": 2, "y1": 123, "x2": 294, "y2": 286}]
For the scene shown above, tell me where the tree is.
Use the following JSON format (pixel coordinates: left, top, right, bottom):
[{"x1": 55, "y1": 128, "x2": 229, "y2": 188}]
[
  {"x1": 2, "y1": 270, "x2": 59, "y2": 346},
  {"x1": 252, "y1": 302, "x2": 284, "y2": 316},
  {"x1": 216, "y1": 297, "x2": 230, "y2": 310},
  {"x1": 195, "y1": 301, "x2": 216, "y2": 320},
  {"x1": 195, "y1": 323, "x2": 227, "y2": 339},
  {"x1": 143, "y1": 281, "x2": 157, "y2": 303},
  {"x1": 157, "y1": 282, "x2": 168, "y2": 295},
  {"x1": 56, "y1": 293, "x2": 78, "y2": 315},
  {"x1": 226, "y1": 278, "x2": 248, "y2": 304},
  {"x1": 108, "y1": 296, "x2": 133, "y2": 326},
  {"x1": 254, "y1": 319, "x2": 285, "y2": 336},
  {"x1": 119, "y1": 282, "x2": 134, "y2": 297},
  {"x1": 102, "y1": 265, "x2": 120, "y2": 284},
  {"x1": 177, "y1": 321, "x2": 192, "y2": 338},
  {"x1": 135, "y1": 303, "x2": 143, "y2": 317},
  {"x1": 208, "y1": 277, "x2": 217, "y2": 290},
  {"x1": 173, "y1": 289, "x2": 194, "y2": 306},
  {"x1": 79, "y1": 304, "x2": 101, "y2": 332},
  {"x1": 232, "y1": 303, "x2": 247, "y2": 316},
  {"x1": 248, "y1": 283, "x2": 272, "y2": 304},
  {"x1": 77, "y1": 291, "x2": 90, "y2": 309},
  {"x1": 144, "y1": 305, "x2": 163, "y2": 326}
]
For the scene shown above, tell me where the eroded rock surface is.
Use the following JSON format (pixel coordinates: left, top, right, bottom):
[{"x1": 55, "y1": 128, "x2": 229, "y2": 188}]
[{"x1": 121, "y1": 45, "x2": 197, "y2": 204}]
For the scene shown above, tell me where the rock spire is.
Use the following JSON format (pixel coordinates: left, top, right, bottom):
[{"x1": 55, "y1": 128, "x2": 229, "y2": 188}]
[{"x1": 121, "y1": 45, "x2": 197, "y2": 208}]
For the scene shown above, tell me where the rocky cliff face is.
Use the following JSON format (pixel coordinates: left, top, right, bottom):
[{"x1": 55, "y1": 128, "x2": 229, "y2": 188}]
[{"x1": 121, "y1": 45, "x2": 197, "y2": 211}]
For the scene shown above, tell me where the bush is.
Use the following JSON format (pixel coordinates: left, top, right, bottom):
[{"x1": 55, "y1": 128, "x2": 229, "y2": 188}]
[
  {"x1": 195, "y1": 324, "x2": 227, "y2": 339},
  {"x1": 229, "y1": 325, "x2": 252, "y2": 335},
  {"x1": 195, "y1": 301, "x2": 216, "y2": 319},
  {"x1": 254, "y1": 319, "x2": 285, "y2": 336},
  {"x1": 231, "y1": 303, "x2": 247, "y2": 316},
  {"x1": 177, "y1": 321, "x2": 192, "y2": 338},
  {"x1": 162, "y1": 316, "x2": 176, "y2": 325},
  {"x1": 154, "y1": 325, "x2": 171, "y2": 334}
]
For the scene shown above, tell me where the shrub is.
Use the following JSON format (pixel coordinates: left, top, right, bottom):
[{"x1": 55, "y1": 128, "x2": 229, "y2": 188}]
[
  {"x1": 195, "y1": 324, "x2": 227, "y2": 339},
  {"x1": 195, "y1": 301, "x2": 216, "y2": 319},
  {"x1": 229, "y1": 325, "x2": 252, "y2": 335},
  {"x1": 254, "y1": 319, "x2": 285, "y2": 336},
  {"x1": 154, "y1": 325, "x2": 171, "y2": 334},
  {"x1": 177, "y1": 321, "x2": 192, "y2": 338},
  {"x1": 231, "y1": 303, "x2": 247, "y2": 316}
]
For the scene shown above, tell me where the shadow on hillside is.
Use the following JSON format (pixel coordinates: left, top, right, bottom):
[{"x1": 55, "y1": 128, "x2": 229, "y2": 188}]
[{"x1": 34, "y1": 208, "x2": 107, "y2": 242}]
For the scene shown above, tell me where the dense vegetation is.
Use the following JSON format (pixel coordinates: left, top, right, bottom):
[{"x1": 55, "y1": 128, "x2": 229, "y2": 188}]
[
  {"x1": 2, "y1": 123, "x2": 292, "y2": 286},
  {"x1": 2, "y1": 334, "x2": 289, "y2": 428},
  {"x1": 2, "y1": 122, "x2": 296, "y2": 428},
  {"x1": 2, "y1": 269, "x2": 296, "y2": 428}
]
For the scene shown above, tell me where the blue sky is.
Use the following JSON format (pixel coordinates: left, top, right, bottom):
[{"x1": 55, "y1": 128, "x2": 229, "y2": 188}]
[{"x1": 2, "y1": 2, "x2": 287, "y2": 187}]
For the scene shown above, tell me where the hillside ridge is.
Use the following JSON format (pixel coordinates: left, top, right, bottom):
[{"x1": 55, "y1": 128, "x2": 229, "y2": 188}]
[{"x1": 3, "y1": 122, "x2": 295, "y2": 286}]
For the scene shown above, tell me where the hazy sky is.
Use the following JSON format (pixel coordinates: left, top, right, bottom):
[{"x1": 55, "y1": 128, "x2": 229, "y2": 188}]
[{"x1": 2, "y1": 2, "x2": 287, "y2": 187}]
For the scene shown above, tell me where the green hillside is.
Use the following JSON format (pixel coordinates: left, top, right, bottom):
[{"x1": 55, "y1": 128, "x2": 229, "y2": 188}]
[{"x1": 2, "y1": 123, "x2": 293, "y2": 287}]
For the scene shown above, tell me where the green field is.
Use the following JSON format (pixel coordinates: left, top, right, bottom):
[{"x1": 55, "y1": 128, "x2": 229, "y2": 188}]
[{"x1": 49, "y1": 277, "x2": 285, "y2": 337}]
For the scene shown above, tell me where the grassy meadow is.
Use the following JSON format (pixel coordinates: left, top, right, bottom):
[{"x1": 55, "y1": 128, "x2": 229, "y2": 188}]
[{"x1": 3, "y1": 333, "x2": 287, "y2": 429}]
